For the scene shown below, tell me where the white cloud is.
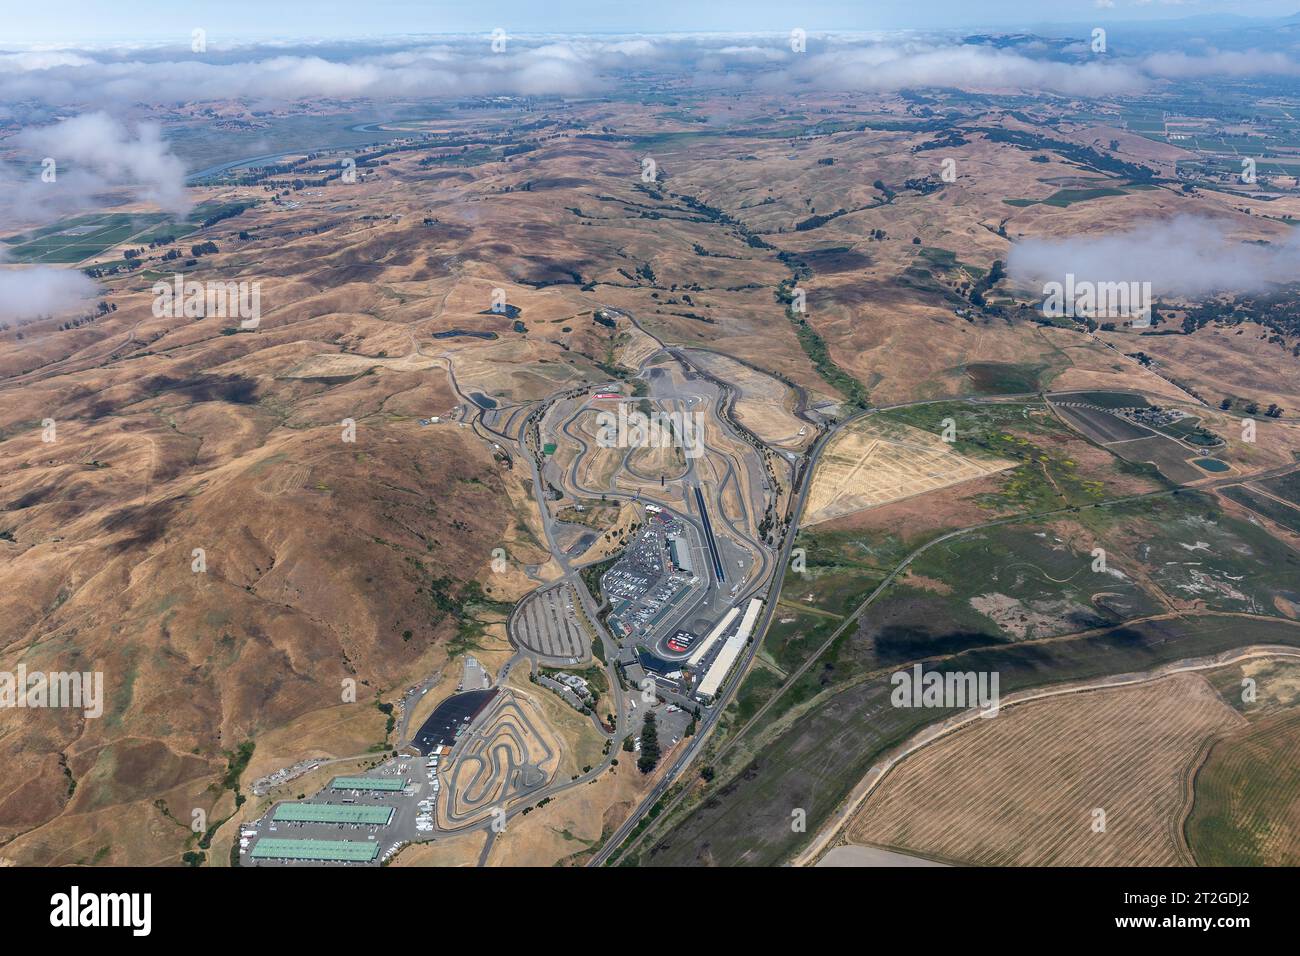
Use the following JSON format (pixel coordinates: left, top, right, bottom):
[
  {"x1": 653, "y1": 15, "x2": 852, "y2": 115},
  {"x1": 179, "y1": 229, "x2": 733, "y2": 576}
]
[
  {"x1": 1144, "y1": 50, "x2": 1300, "y2": 79},
  {"x1": 1008, "y1": 216, "x2": 1300, "y2": 298},
  {"x1": 2, "y1": 34, "x2": 1300, "y2": 120},
  {"x1": 0, "y1": 265, "x2": 100, "y2": 322},
  {"x1": 781, "y1": 44, "x2": 1147, "y2": 97},
  {"x1": 4, "y1": 111, "x2": 190, "y2": 225}
]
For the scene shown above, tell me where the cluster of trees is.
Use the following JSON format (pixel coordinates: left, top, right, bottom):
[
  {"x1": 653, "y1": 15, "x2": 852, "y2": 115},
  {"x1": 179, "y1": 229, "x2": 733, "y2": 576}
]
[
  {"x1": 968, "y1": 259, "x2": 1005, "y2": 308},
  {"x1": 56, "y1": 300, "x2": 115, "y2": 332},
  {"x1": 1181, "y1": 294, "x2": 1300, "y2": 354},
  {"x1": 1220, "y1": 398, "x2": 1284, "y2": 418},
  {"x1": 637, "y1": 712, "x2": 661, "y2": 774}
]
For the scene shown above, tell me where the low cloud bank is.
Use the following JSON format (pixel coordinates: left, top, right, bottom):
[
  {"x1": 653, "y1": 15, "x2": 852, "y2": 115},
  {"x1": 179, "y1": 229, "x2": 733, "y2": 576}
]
[
  {"x1": 4, "y1": 34, "x2": 1300, "y2": 109},
  {"x1": 2, "y1": 111, "x2": 189, "y2": 227},
  {"x1": 0, "y1": 264, "x2": 100, "y2": 322},
  {"x1": 1008, "y1": 216, "x2": 1300, "y2": 298}
]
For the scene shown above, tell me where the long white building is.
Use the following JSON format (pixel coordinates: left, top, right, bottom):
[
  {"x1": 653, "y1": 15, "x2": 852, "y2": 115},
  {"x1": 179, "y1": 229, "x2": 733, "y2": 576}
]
[
  {"x1": 685, "y1": 606, "x2": 740, "y2": 667},
  {"x1": 695, "y1": 597, "x2": 763, "y2": 702}
]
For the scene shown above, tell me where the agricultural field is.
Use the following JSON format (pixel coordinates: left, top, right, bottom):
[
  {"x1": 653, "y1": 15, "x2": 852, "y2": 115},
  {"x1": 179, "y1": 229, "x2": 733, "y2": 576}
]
[
  {"x1": 1218, "y1": 484, "x2": 1300, "y2": 537},
  {"x1": 1186, "y1": 658, "x2": 1300, "y2": 866},
  {"x1": 1258, "y1": 470, "x2": 1300, "y2": 507},
  {"x1": 878, "y1": 400, "x2": 1168, "y2": 514},
  {"x1": 845, "y1": 674, "x2": 1243, "y2": 866},
  {"x1": 803, "y1": 415, "x2": 1016, "y2": 526},
  {"x1": 1048, "y1": 398, "x2": 1210, "y2": 485},
  {"x1": 1, "y1": 201, "x2": 251, "y2": 264},
  {"x1": 635, "y1": 615, "x2": 1300, "y2": 867}
]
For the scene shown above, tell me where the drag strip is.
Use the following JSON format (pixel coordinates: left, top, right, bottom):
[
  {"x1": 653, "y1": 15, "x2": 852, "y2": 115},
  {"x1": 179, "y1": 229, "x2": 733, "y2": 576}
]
[{"x1": 693, "y1": 484, "x2": 725, "y2": 583}]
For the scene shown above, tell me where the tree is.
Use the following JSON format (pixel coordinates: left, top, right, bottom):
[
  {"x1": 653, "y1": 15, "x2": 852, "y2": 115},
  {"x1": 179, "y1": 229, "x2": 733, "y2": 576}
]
[{"x1": 637, "y1": 712, "x2": 661, "y2": 774}]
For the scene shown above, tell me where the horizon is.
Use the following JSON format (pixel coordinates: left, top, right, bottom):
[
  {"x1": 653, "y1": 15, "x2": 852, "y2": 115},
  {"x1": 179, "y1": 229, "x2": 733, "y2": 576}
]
[{"x1": 6, "y1": 0, "x2": 1300, "y2": 44}]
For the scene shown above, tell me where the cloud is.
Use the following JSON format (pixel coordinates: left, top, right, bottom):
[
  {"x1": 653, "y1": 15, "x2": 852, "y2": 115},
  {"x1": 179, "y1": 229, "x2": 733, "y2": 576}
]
[
  {"x1": 2, "y1": 111, "x2": 190, "y2": 226},
  {"x1": 0, "y1": 35, "x2": 1156, "y2": 108},
  {"x1": 3, "y1": 34, "x2": 1300, "y2": 119},
  {"x1": 0, "y1": 264, "x2": 100, "y2": 322},
  {"x1": 1008, "y1": 216, "x2": 1300, "y2": 298},
  {"x1": 778, "y1": 43, "x2": 1147, "y2": 97},
  {"x1": 1144, "y1": 50, "x2": 1300, "y2": 79},
  {"x1": 0, "y1": 41, "x2": 608, "y2": 107}
]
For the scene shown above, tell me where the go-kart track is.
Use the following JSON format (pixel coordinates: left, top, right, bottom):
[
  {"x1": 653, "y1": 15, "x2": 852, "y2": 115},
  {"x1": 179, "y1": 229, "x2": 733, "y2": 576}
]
[{"x1": 439, "y1": 693, "x2": 557, "y2": 830}]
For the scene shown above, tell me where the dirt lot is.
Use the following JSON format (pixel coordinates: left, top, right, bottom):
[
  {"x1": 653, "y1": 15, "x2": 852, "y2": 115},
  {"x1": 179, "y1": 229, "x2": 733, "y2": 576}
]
[{"x1": 846, "y1": 673, "x2": 1244, "y2": 866}]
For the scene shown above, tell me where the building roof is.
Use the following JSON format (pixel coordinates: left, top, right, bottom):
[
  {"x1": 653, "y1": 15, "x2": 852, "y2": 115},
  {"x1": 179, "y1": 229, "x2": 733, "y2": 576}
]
[
  {"x1": 272, "y1": 803, "x2": 393, "y2": 825},
  {"x1": 329, "y1": 776, "x2": 406, "y2": 791},
  {"x1": 250, "y1": 838, "x2": 379, "y2": 862}
]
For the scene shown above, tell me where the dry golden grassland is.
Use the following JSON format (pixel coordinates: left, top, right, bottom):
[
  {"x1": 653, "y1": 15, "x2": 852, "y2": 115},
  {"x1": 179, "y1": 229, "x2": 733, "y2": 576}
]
[{"x1": 805, "y1": 415, "x2": 1015, "y2": 525}]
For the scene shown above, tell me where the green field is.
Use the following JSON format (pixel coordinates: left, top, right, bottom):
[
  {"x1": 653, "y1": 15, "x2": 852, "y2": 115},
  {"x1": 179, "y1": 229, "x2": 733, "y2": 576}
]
[
  {"x1": 1049, "y1": 390, "x2": 1150, "y2": 409},
  {"x1": 1004, "y1": 187, "x2": 1128, "y2": 208},
  {"x1": 963, "y1": 362, "x2": 1042, "y2": 395},
  {"x1": 1113, "y1": 492, "x2": 1300, "y2": 614},
  {"x1": 1, "y1": 201, "x2": 251, "y2": 264},
  {"x1": 1220, "y1": 484, "x2": 1300, "y2": 535},
  {"x1": 1185, "y1": 707, "x2": 1300, "y2": 866},
  {"x1": 1258, "y1": 471, "x2": 1300, "y2": 507},
  {"x1": 879, "y1": 400, "x2": 1126, "y2": 512}
]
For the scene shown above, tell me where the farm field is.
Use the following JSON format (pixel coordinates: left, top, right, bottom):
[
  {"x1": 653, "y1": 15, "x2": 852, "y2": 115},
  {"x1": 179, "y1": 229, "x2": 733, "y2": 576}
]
[
  {"x1": 635, "y1": 615, "x2": 1300, "y2": 867},
  {"x1": 804, "y1": 415, "x2": 1015, "y2": 526},
  {"x1": 1219, "y1": 484, "x2": 1300, "y2": 537},
  {"x1": 1258, "y1": 471, "x2": 1300, "y2": 507},
  {"x1": 1185, "y1": 701, "x2": 1300, "y2": 865},
  {"x1": 845, "y1": 673, "x2": 1242, "y2": 866},
  {"x1": 1048, "y1": 399, "x2": 1208, "y2": 484},
  {"x1": 1, "y1": 201, "x2": 251, "y2": 263},
  {"x1": 879, "y1": 400, "x2": 1169, "y2": 513}
]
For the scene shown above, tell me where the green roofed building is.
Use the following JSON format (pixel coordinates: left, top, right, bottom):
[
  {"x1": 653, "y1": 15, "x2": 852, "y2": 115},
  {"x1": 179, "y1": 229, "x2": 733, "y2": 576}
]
[
  {"x1": 329, "y1": 776, "x2": 406, "y2": 791},
  {"x1": 272, "y1": 803, "x2": 393, "y2": 825},
  {"x1": 250, "y1": 839, "x2": 379, "y2": 862}
]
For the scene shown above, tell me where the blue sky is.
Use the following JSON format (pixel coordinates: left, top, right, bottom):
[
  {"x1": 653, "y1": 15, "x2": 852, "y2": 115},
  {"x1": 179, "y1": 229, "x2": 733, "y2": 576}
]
[{"x1": 6, "y1": 0, "x2": 1300, "y2": 43}]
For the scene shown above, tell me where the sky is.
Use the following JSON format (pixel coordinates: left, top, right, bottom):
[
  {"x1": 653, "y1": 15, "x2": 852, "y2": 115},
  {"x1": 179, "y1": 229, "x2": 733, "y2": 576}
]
[{"x1": 4, "y1": 0, "x2": 1300, "y2": 44}]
